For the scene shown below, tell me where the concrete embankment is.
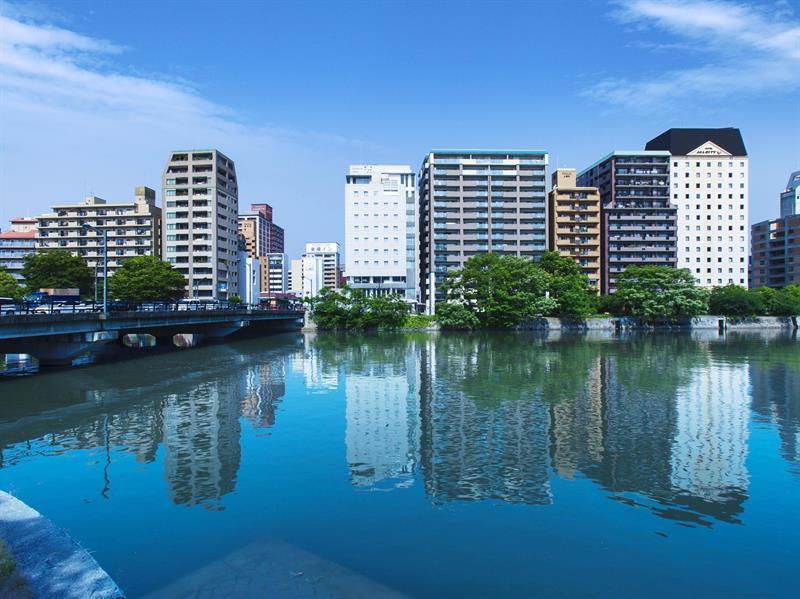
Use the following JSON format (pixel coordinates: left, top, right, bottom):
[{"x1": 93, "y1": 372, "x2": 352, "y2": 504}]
[
  {"x1": 0, "y1": 492, "x2": 123, "y2": 598},
  {"x1": 517, "y1": 315, "x2": 797, "y2": 331}
]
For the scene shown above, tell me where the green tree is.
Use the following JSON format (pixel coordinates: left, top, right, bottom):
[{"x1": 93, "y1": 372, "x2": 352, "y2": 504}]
[
  {"x1": 753, "y1": 286, "x2": 779, "y2": 314},
  {"x1": 0, "y1": 268, "x2": 23, "y2": 301},
  {"x1": 21, "y1": 250, "x2": 93, "y2": 296},
  {"x1": 440, "y1": 253, "x2": 556, "y2": 328},
  {"x1": 614, "y1": 266, "x2": 708, "y2": 323},
  {"x1": 708, "y1": 284, "x2": 764, "y2": 317},
  {"x1": 305, "y1": 287, "x2": 408, "y2": 330},
  {"x1": 538, "y1": 251, "x2": 595, "y2": 318},
  {"x1": 107, "y1": 256, "x2": 186, "y2": 302},
  {"x1": 228, "y1": 295, "x2": 243, "y2": 305},
  {"x1": 434, "y1": 301, "x2": 480, "y2": 329},
  {"x1": 771, "y1": 284, "x2": 800, "y2": 316}
]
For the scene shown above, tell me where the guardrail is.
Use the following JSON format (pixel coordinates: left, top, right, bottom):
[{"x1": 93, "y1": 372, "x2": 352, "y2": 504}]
[{"x1": 0, "y1": 300, "x2": 305, "y2": 317}]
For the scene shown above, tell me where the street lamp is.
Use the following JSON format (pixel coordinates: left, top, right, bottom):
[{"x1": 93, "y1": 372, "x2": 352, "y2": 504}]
[{"x1": 81, "y1": 223, "x2": 108, "y2": 315}]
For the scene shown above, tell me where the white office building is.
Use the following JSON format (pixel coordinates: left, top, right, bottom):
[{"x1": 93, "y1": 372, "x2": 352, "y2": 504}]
[
  {"x1": 303, "y1": 242, "x2": 340, "y2": 293},
  {"x1": 345, "y1": 165, "x2": 418, "y2": 302},
  {"x1": 646, "y1": 128, "x2": 749, "y2": 287}
]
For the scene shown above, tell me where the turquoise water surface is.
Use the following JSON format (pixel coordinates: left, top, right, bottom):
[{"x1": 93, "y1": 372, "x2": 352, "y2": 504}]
[{"x1": 0, "y1": 331, "x2": 798, "y2": 597}]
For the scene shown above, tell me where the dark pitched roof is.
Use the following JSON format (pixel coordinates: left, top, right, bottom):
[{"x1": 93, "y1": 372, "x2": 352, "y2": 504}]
[{"x1": 645, "y1": 128, "x2": 747, "y2": 156}]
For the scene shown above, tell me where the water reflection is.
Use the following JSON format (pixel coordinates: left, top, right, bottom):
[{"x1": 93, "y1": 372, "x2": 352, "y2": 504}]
[
  {"x1": 0, "y1": 331, "x2": 798, "y2": 525},
  {"x1": 0, "y1": 340, "x2": 296, "y2": 507},
  {"x1": 316, "y1": 332, "x2": 798, "y2": 526}
]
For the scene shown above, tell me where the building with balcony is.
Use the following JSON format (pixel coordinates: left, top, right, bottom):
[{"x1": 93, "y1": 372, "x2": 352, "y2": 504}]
[
  {"x1": 345, "y1": 165, "x2": 418, "y2": 302},
  {"x1": 750, "y1": 172, "x2": 800, "y2": 289},
  {"x1": 646, "y1": 128, "x2": 749, "y2": 287},
  {"x1": 780, "y1": 171, "x2": 800, "y2": 218},
  {"x1": 35, "y1": 187, "x2": 161, "y2": 282},
  {"x1": 263, "y1": 252, "x2": 289, "y2": 294},
  {"x1": 418, "y1": 150, "x2": 548, "y2": 313},
  {"x1": 162, "y1": 150, "x2": 239, "y2": 300},
  {"x1": 238, "y1": 203, "x2": 285, "y2": 294},
  {"x1": 547, "y1": 169, "x2": 601, "y2": 290},
  {"x1": 0, "y1": 218, "x2": 37, "y2": 282},
  {"x1": 577, "y1": 151, "x2": 676, "y2": 294}
]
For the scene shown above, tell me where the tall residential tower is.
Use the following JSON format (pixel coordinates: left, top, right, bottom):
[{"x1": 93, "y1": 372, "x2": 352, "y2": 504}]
[
  {"x1": 577, "y1": 151, "x2": 676, "y2": 294},
  {"x1": 547, "y1": 169, "x2": 601, "y2": 290},
  {"x1": 162, "y1": 150, "x2": 239, "y2": 299},
  {"x1": 418, "y1": 150, "x2": 548, "y2": 313}
]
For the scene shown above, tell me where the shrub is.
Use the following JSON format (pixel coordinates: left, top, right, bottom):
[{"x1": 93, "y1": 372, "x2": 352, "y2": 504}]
[{"x1": 708, "y1": 284, "x2": 764, "y2": 317}]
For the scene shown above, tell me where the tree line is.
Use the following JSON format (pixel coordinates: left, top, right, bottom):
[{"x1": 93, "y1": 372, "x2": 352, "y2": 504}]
[
  {"x1": 0, "y1": 250, "x2": 188, "y2": 303},
  {"x1": 305, "y1": 251, "x2": 800, "y2": 330}
]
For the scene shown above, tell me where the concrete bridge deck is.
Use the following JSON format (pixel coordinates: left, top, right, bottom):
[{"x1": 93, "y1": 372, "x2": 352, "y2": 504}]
[{"x1": 0, "y1": 309, "x2": 303, "y2": 366}]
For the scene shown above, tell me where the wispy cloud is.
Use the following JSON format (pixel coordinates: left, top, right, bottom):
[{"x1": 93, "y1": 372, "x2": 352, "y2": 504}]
[
  {"x1": 584, "y1": 0, "x2": 800, "y2": 110},
  {"x1": 0, "y1": 4, "x2": 378, "y2": 249}
]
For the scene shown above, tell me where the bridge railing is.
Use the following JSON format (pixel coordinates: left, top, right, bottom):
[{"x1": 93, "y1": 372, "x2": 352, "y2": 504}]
[{"x1": 0, "y1": 300, "x2": 305, "y2": 317}]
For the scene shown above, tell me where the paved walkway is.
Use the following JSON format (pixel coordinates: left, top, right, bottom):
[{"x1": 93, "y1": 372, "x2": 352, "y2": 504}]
[{"x1": 144, "y1": 537, "x2": 409, "y2": 599}]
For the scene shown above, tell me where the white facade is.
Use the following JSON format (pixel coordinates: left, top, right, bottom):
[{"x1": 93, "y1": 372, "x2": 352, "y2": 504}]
[
  {"x1": 345, "y1": 165, "x2": 417, "y2": 301},
  {"x1": 670, "y1": 143, "x2": 749, "y2": 287},
  {"x1": 301, "y1": 254, "x2": 325, "y2": 297},
  {"x1": 237, "y1": 252, "x2": 261, "y2": 305},
  {"x1": 264, "y1": 252, "x2": 288, "y2": 294},
  {"x1": 303, "y1": 242, "x2": 340, "y2": 291},
  {"x1": 780, "y1": 171, "x2": 800, "y2": 217},
  {"x1": 670, "y1": 361, "x2": 750, "y2": 502},
  {"x1": 288, "y1": 258, "x2": 303, "y2": 294}
]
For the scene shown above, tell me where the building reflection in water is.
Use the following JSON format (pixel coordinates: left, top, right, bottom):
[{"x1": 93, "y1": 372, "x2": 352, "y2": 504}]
[
  {"x1": 0, "y1": 349, "x2": 290, "y2": 508},
  {"x1": 325, "y1": 333, "x2": 800, "y2": 526},
  {"x1": 1, "y1": 332, "x2": 797, "y2": 523}
]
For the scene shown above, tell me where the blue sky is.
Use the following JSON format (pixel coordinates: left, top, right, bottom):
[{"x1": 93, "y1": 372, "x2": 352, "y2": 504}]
[{"x1": 0, "y1": 0, "x2": 798, "y2": 259}]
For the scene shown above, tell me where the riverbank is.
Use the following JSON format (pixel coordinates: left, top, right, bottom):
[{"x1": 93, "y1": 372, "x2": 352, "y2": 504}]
[
  {"x1": 517, "y1": 315, "x2": 798, "y2": 331},
  {"x1": 0, "y1": 492, "x2": 122, "y2": 598}
]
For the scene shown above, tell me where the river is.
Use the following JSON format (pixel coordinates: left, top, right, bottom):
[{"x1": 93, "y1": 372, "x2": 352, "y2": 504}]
[{"x1": 0, "y1": 331, "x2": 798, "y2": 597}]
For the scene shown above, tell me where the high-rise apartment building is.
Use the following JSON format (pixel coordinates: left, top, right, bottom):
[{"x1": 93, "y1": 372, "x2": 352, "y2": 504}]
[
  {"x1": 577, "y1": 151, "x2": 676, "y2": 294},
  {"x1": 418, "y1": 150, "x2": 548, "y2": 312},
  {"x1": 162, "y1": 150, "x2": 239, "y2": 299},
  {"x1": 238, "y1": 203, "x2": 285, "y2": 295},
  {"x1": 0, "y1": 217, "x2": 37, "y2": 282},
  {"x1": 238, "y1": 203, "x2": 284, "y2": 257},
  {"x1": 36, "y1": 187, "x2": 161, "y2": 282},
  {"x1": 750, "y1": 172, "x2": 800, "y2": 289},
  {"x1": 547, "y1": 169, "x2": 601, "y2": 290},
  {"x1": 345, "y1": 165, "x2": 418, "y2": 301},
  {"x1": 780, "y1": 171, "x2": 800, "y2": 218},
  {"x1": 646, "y1": 128, "x2": 749, "y2": 287}
]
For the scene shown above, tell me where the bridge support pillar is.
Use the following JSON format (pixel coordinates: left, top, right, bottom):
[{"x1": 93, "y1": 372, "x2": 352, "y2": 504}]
[
  {"x1": 122, "y1": 334, "x2": 157, "y2": 348},
  {"x1": 173, "y1": 333, "x2": 203, "y2": 348}
]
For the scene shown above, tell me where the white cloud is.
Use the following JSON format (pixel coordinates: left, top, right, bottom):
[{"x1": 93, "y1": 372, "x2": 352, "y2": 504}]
[
  {"x1": 0, "y1": 7, "x2": 377, "y2": 254},
  {"x1": 585, "y1": 0, "x2": 800, "y2": 110}
]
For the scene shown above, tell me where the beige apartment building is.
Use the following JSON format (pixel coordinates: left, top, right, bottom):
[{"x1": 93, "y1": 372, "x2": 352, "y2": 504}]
[
  {"x1": 36, "y1": 186, "x2": 161, "y2": 281},
  {"x1": 547, "y1": 169, "x2": 601, "y2": 290},
  {"x1": 162, "y1": 150, "x2": 239, "y2": 300}
]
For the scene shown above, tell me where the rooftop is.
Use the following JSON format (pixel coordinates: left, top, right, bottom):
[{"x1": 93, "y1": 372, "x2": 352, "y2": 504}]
[{"x1": 645, "y1": 128, "x2": 747, "y2": 156}]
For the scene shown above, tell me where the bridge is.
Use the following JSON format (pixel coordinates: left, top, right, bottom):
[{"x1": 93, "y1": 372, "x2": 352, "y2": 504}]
[{"x1": 0, "y1": 308, "x2": 304, "y2": 366}]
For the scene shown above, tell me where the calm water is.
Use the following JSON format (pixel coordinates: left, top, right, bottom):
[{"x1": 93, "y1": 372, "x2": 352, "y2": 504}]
[{"x1": 1, "y1": 331, "x2": 799, "y2": 597}]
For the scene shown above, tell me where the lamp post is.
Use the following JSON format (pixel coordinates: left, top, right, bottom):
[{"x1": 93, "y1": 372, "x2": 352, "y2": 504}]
[{"x1": 82, "y1": 223, "x2": 108, "y2": 315}]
